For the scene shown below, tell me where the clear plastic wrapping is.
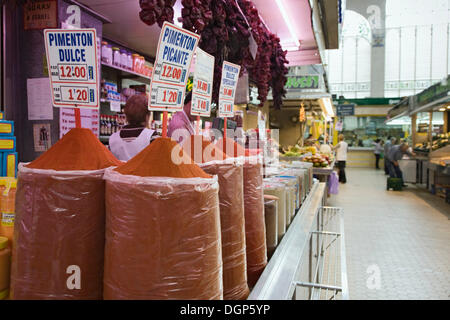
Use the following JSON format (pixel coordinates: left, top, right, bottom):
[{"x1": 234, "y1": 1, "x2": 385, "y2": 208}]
[
  {"x1": 103, "y1": 169, "x2": 223, "y2": 300},
  {"x1": 283, "y1": 168, "x2": 306, "y2": 202},
  {"x1": 200, "y1": 159, "x2": 249, "y2": 300},
  {"x1": 243, "y1": 159, "x2": 267, "y2": 287},
  {"x1": 263, "y1": 196, "x2": 278, "y2": 259},
  {"x1": 263, "y1": 180, "x2": 286, "y2": 242},
  {"x1": 11, "y1": 164, "x2": 107, "y2": 300}
]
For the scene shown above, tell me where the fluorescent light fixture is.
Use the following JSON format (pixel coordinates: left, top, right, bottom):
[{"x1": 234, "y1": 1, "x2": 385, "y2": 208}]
[
  {"x1": 319, "y1": 97, "x2": 335, "y2": 118},
  {"x1": 439, "y1": 107, "x2": 446, "y2": 111},
  {"x1": 275, "y1": 0, "x2": 300, "y2": 48},
  {"x1": 447, "y1": 105, "x2": 450, "y2": 109},
  {"x1": 283, "y1": 45, "x2": 300, "y2": 51}
]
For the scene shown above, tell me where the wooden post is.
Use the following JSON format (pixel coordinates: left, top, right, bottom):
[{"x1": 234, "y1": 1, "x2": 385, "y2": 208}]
[
  {"x1": 74, "y1": 108, "x2": 81, "y2": 128},
  {"x1": 444, "y1": 110, "x2": 449, "y2": 133},
  {"x1": 196, "y1": 115, "x2": 200, "y2": 135},
  {"x1": 411, "y1": 113, "x2": 417, "y2": 147},
  {"x1": 428, "y1": 111, "x2": 433, "y2": 147},
  {"x1": 223, "y1": 118, "x2": 227, "y2": 138},
  {"x1": 162, "y1": 111, "x2": 168, "y2": 138}
]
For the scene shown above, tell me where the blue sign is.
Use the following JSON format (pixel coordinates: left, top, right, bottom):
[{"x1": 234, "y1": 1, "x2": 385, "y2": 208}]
[{"x1": 336, "y1": 104, "x2": 355, "y2": 116}]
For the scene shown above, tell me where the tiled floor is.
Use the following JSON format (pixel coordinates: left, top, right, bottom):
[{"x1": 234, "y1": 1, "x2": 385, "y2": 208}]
[{"x1": 327, "y1": 168, "x2": 450, "y2": 300}]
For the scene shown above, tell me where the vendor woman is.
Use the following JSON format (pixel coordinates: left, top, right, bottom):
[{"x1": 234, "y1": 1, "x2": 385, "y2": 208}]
[
  {"x1": 109, "y1": 94, "x2": 159, "y2": 161},
  {"x1": 167, "y1": 91, "x2": 195, "y2": 144}
]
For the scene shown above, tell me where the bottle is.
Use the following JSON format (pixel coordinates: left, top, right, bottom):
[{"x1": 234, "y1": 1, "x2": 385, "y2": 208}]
[
  {"x1": 107, "y1": 116, "x2": 112, "y2": 135},
  {"x1": 112, "y1": 47, "x2": 121, "y2": 67},
  {"x1": 0, "y1": 236, "x2": 11, "y2": 300},
  {"x1": 0, "y1": 180, "x2": 16, "y2": 245},
  {"x1": 100, "y1": 115, "x2": 104, "y2": 135}
]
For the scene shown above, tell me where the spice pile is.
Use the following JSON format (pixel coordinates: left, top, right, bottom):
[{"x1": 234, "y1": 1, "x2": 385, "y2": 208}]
[
  {"x1": 11, "y1": 128, "x2": 119, "y2": 299},
  {"x1": 104, "y1": 137, "x2": 222, "y2": 299},
  {"x1": 183, "y1": 135, "x2": 249, "y2": 299},
  {"x1": 216, "y1": 138, "x2": 267, "y2": 287}
]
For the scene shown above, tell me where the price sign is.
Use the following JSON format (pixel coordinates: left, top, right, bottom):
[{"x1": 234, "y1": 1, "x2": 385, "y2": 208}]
[
  {"x1": 191, "y1": 48, "x2": 214, "y2": 117},
  {"x1": 44, "y1": 28, "x2": 99, "y2": 109},
  {"x1": 149, "y1": 22, "x2": 200, "y2": 112},
  {"x1": 217, "y1": 61, "x2": 240, "y2": 118}
]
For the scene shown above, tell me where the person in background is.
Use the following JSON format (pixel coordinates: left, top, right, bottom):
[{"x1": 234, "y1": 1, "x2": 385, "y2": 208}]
[
  {"x1": 332, "y1": 134, "x2": 348, "y2": 183},
  {"x1": 387, "y1": 142, "x2": 414, "y2": 187},
  {"x1": 167, "y1": 91, "x2": 195, "y2": 144},
  {"x1": 373, "y1": 138, "x2": 384, "y2": 170},
  {"x1": 384, "y1": 136, "x2": 396, "y2": 175},
  {"x1": 305, "y1": 135, "x2": 320, "y2": 151},
  {"x1": 109, "y1": 94, "x2": 158, "y2": 161}
]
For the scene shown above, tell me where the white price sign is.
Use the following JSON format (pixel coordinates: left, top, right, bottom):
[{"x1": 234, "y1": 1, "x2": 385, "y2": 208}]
[
  {"x1": 149, "y1": 22, "x2": 200, "y2": 112},
  {"x1": 217, "y1": 61, "x2": 240, "y2": 118},
  {"x1": 191, "y1": 48, "x2": 214, "y2": 117},
  {"x1": 44, "y1": 28, "x2": 99, "y2": 109}
]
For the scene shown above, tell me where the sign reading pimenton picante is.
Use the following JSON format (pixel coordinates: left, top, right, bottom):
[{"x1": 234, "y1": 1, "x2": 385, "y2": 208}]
[{"x1": 149, "y1": 22, "x2": 200, "y2": 112}]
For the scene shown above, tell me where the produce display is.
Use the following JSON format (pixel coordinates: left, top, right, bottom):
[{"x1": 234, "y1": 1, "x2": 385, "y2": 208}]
[
  {"x1": 282, "y1": 145, "x2": 317, "y2": 157},
  {"x1": 414, "y1": 133, "x2": 450, "y2": 153},
  {"x1": 302, "y1": 154, "x2": 333, "y2": 168}
]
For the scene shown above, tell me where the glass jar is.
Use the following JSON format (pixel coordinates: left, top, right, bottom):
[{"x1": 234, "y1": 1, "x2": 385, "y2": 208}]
[
  {"x1": 138, "y1": 56, "x2": 145, "y2": 74},
  {"x1": 102, "y1": 42, "x2": 112, "y2": 65},
  {"x1": 132, "y1": 54, "x2": 140, "y2": 72},
  {"x1": 112, "y1": 47, "x2": 121, "y2": 67},
  {"x1": 127, "y1": 53, "x2": 133, "y2": 71},
  {"x1": 120, "y1": 50, "x2": 128, "y2": 69}
]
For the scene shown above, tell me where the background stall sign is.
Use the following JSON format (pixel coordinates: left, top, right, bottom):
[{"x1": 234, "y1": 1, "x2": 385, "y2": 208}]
[
  {"x1": 285, "y1": 75, "x2": 320, "y2": 90},
  {"x1": 218, "y1": 61, "x2": 241, "y2": 118},
  {"x1": 191, "y1": 48, "x2": 214, "y2": 117},
  {"x1": 44, "y1": 28, "x2": 99, "y2": 109},
  {"x1": 149, "y1": 22, "x2": 200, "y2": 112},
  {"x1": 24, "y1": 0, "x2": 58, "y2": 30},
  {"x1": 336, "y1": 104, "x2": 355, "y2": 116},
  {"x1": 416, "y1": 75, "x2": 450, "y2": 107}
]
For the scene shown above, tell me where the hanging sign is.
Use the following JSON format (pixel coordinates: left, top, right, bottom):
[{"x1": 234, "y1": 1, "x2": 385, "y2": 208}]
[
  {"x1": 23, "y1": 0, "x2": 58, "y2": 30},
  {"x1": 44, "y1": 28, "x2": 99, "y2": 109},
  {"x1": 191, "y1": 48, "x2": 214, "y2": 117},
  {"x1": 149, "y1": 22, "x2": 200, "y2": 112},
  {"x1": 217, "y1": 61, "x2": 241, "y2": 118},
  {"x1": 336, "y1": 104, "x2": 355, "y2": 116}
]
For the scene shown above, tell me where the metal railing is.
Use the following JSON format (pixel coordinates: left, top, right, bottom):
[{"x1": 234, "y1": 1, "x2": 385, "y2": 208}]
[{"x1": 294, "y1": 206, "x2": 349, "y2": 300}]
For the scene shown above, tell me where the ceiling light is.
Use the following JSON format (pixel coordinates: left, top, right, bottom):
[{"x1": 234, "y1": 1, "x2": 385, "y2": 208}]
[
  {"x1": 438, "y1": 107, "x2": 446, "y2": 111},
  {"x1": 282, "y1": 45, "x2": 300, "y2": 51},
  {"x1": 447, "y1": 105, "x2": 450, "y2": 109},
  {"x1": 319, "y1": 97, "x2": 335, "y2": 118},
  {"x1": 275, "y1": 0, "x2": 300, "y2": 48}
]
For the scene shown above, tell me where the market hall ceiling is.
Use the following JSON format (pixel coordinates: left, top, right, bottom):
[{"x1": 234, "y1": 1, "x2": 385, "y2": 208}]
[{"x1": 78, "y1": 0, "x2": 323, "y2": 66}]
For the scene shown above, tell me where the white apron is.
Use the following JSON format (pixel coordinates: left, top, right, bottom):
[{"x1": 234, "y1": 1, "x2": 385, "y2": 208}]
[{"x1": 109, "y1": 128, "x2": 155, "y2": 161}]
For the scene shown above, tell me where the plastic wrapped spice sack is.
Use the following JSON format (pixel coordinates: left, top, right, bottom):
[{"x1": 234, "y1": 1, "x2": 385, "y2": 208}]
[
  {"x1": 216, "y1": 139, "x2": 267, "y2": 287},
  {"x1": 243, "y1": 159, "x2": 267, "y2": 287},
  {"x1": 10, "y1": 128, "x2": 121, "y2": 300},
  {"x1": 263, "y1": 195, "x2": 278, "y2": 259},
  {"x1": 182, "y1": 136, "x2": 249, "y2": 300},
  {"x1": 103, "y1": 138, "x2": 223, "y2": 300},
  {"x1": 263, "y1": 180, "x2": 286, "y2": 242}
]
